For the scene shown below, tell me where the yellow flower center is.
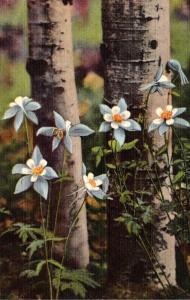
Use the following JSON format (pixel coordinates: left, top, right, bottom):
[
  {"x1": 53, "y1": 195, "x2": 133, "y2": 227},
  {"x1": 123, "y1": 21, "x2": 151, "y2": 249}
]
[
  {"x1": 113, "y1": 114, "x2": 123, "y2": 123},
  {"x1": 161, "y1": 111, "x2": 172, "y2": 120},
  {"x1": 89, "y1": 179, "x2": 97, "y2": 188},
  {"x1": 53, "y1": 128, "x2": 64, "y2": 140},
  {"x1": 32, "y1": 165, "x2": 44, "y2": 176}
]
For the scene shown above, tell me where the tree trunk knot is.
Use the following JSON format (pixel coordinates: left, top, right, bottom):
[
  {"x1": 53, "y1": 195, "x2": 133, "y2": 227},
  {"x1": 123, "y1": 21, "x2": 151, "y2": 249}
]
[{"x1": 62, "y1": 0, "x2": 73, "y2": 5}]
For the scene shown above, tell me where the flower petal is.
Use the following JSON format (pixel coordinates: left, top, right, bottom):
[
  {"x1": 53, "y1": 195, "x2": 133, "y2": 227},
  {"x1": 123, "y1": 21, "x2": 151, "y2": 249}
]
[
  {"x1": 33, "y1": 177, "x2": 48, "y2": 200},
  {"x1": 64, "y1": 135, "x2": 72, "y2": 153},
  {"x1": 166, "y1": 119, "x2": 174, "y2": 126},
  {"x1": 148, "y1": 121, "x2": 161, "y2": 133},
  {"x1": 174, "y1": 117, "x2": 190, "y2": 128},
  {"x1": 103, "y1": 113, "x2": 112, "y2": 122},
  {"x1": 14, "y1": 175, "x2": 32, "y2": 194},
  {"x1": 153, "y1": 118, "x2": 163, "y2": 125},
  {"x1": 125, "y1": 119, "x2": 141, "y2": 131},
  {"x1": 120, "y1": 120, "x2": 131, "y2": 128},
  {"x1": 99, "y1": 104, "x2": 112, "y2": 115},
  {"x1": 69, "y1": 124, "x2": 94, "y2": 137},
  {"x1": 166, "y1": 105, "x2": 173, "y2": 112},
  {"x1": 53, "y1": 111, "x2": 65, "y2": 129},
  {"x1": 112, "y1": 106, "x2": 120, "y2": 115},
  {"x1": 26, "y1": 159, "x2": 35, "y2": 169},
  {"x1": 2, "y1": 107, "x2": 19, "y2": 120},
  {"x1": 31, "y1": 175, "x2": 38, "y2": 182},
  {"x1": 88, "y1": 172, "x2": 94, "y2": 180},
  {"x1": 172, "y1": 107, "x2": 186, "y2": 118},
  {"x1": 52, "y1": 137, "x2": 61, "y2": 151},
  {"x1": 111, "y1": 122, "x2": 119, "y2": 129},
  {"x1": 12, "y1": 164, "x2": 28, "y2": 174},
  {"x1": 99, "y1": 122, "x2": 111, "y2": 132},
  {"x1": 26, "y1": 111, "x2": 38, "y2": 125},
  {"x1": 159, "y1": 123, "x2": 169, "y2": 135},
  {"x1": 65, "y1": 120, "x2": 71, "y2": 134},
  {"x1": 95, "y1": 179, "x2": 103, "y2": 186},
  {"x1": 121, "y1": 110, "x2": 131, "y2": 120},
  {"x1": 114, "y1": 128, "x2": 125, "y2": 146},
  {"x1": 21, "y1": 168, "x2": 32, "y2": 175},
  {"x1": 118, "y1": 98, "x2": 127, "y2": 111},
  {"x1": 44, "y1": 167, "x2": 58, "y2": 180},
  {"x1": 39, "y1": 159, "x2": 47, "y2": 168},
  {"x1": 91, "y1": 189, "x2": 106, "y2": 200},
  {"x1": 15, "y1": 96, "x2": 24, "y2": 106},
  {"x1": 37, "y1": 127, "x2": 54, "y2": 137},
  {"x1": 25, "y1": 101, "x2": 41, "y2": 111},
  {"x1": 14, "y1": 110, "x2": 24, "y2": 131},
  {"x1": 32, "y1": 146, "x2": 43, "y2": 165},
  {"x1": 156, "y1": 107, "x2": 163, "y2": 117}
]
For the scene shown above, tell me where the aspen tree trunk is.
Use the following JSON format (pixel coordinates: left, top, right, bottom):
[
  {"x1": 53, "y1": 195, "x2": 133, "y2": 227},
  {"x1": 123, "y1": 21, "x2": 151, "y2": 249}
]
[
  {"x1": 27, "y1": 0, "x2": 89, "y2": 268},
  {"x1": 102, "y1": 0, "x2": 176, "y2": 287}
]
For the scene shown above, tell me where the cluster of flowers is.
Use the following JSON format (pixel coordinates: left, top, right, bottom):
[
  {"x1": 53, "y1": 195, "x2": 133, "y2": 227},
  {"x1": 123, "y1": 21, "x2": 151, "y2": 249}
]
[{"x1": 2, "y1": 62, "x2": 189, "y2": 201}]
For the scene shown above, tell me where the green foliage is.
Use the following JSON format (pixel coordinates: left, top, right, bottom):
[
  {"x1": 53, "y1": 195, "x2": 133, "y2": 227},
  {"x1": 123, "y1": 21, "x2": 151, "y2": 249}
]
[
  {"x1": 20, "y1": 260, "x2": 46, "y2": 279},
  {"x1": 52, "y1": 268, "x2": 99, "y2": 299}
]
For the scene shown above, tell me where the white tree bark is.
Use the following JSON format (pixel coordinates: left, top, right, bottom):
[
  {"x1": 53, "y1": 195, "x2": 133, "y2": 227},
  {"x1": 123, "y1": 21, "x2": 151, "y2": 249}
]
[{"x1": 27, "y1": 0, "x2": 89, "y2": 268}]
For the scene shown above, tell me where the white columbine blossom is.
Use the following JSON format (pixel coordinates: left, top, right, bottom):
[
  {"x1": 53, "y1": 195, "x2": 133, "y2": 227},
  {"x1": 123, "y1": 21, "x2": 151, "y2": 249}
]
[
  {"x1": 12, "y1": 146, "x2": 58, "y2": 199},
  {"x1": 83, "y1": 172, "x2": 103, "y2": 192},
  {"x1": 2, "y1": 96, "x2": 41, "y2": 131},
  {"x1": 99, "y1": 98, "x2": 141, "y2": 146},
  {"x1": 37, "y1": 111, "x2": 94, "y2": 153},
  {"x1": 148, "y1": 105, "x2": 190, "y2": 135}
]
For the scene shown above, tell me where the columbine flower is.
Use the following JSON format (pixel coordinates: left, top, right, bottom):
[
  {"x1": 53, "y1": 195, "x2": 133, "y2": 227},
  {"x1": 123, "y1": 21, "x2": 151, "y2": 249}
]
[
  {"x1": 139, "y1": 65, "x2": 175, "y2": 95},
  {"x1": 148, "y1": 105, "x2": 190, "y2": 135},
  {"x1": 37, "y1": 111, "x2": 94, "y2": 153},
  {"x1": 83, "y1": 168, "x2": 109, "y2": 200},
  {"x1": 99, "y1": 98, "x2": 141, "y2": 146},
  {"x1": 2, "y1": 96, "x2": 41, "y2": 131},
  {"x1": 12, "y1": 146, "x2": 58, "y2": 199}
]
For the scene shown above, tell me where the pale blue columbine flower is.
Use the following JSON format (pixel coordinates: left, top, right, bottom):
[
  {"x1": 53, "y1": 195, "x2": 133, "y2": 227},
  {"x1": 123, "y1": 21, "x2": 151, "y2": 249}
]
[
  {"x1": 99, "y1": 98, "x2": 141, "y2": 146},
  {"x1": 139, "y1": 65, "x2": 175, "y2": 95},
  {"x1": 2, "y1": 96, "x2": 41, "y2": 131},
  {"x1": 82, "y1": 164, "x2": 109, "y2": 200},
  {"x1": 148, "y1": 105, "x2": 190, "y2": 136},
  {"x1": 12, "y1": 146, "x2": 58, "y2": 200},
  {"x1": 37, "y1": 111, "x2": 94, "y2": 153},
  {"x1": 167, "y1": 59, "x2": 189, "y2": 86}
]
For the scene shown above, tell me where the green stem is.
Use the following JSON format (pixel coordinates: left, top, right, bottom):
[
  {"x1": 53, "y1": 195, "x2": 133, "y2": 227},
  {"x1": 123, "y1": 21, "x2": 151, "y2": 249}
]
[
  {"x1": 40, "y1": 198, "x2": 53, "y2": 300},
  {"x1": 51, "y1": 152, "x2": 66, "y2": 259},
  {"x1": 55, "y1": 198, "x2": 86, "y2": 300},
  {"x1": 25, "y1": 117, "x2": 31, "y2": 155},
  {"x1": 138, "y1": 235, "x2": 169, "y2": 296}
]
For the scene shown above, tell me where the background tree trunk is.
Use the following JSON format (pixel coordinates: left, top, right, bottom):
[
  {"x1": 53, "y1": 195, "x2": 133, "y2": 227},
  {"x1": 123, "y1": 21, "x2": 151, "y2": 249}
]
[
  {"x1": 27, "y1": 0, "x2": 89, "y2": 268},
  {"x1": 102, "y1": 0, "x2": 176, "y2": 288}
]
